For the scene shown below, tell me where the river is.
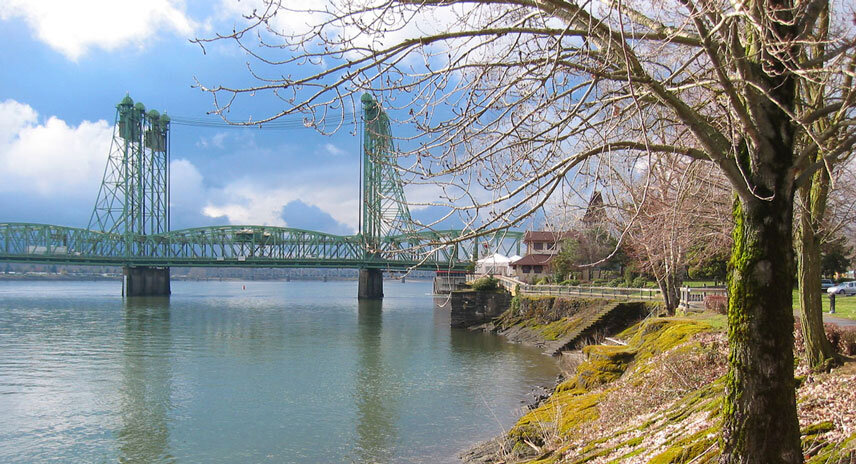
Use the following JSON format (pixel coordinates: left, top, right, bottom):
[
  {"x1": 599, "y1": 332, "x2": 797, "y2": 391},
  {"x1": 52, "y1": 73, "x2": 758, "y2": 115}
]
[{"x1": 0, "y1": 279, "x2": 558, "y2": 463}]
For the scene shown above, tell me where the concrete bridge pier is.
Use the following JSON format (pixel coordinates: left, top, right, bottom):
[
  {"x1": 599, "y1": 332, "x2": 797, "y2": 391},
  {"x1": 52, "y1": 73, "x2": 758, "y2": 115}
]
[
  {"x1": 123, "y1": 266, "x2": 171, "y2": 297},
  {"x1": 358, "y1": 268, "x2": 384, "y2": 299}
]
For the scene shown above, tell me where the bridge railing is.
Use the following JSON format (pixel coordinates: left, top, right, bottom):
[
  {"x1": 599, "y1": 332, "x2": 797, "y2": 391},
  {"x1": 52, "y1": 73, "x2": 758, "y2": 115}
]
[
  {"x1": 678, "y1": 286, "x2": 728, "y2": 310},
  {"x1": 485, "y1": 275, "x2": 727, "y2": 309},
  {"x1": 521, "y1": 283, "x2": 662, "y2": 301},
  {"x1": 488, "y1": 274, "x2": 660, "y2": 300}
]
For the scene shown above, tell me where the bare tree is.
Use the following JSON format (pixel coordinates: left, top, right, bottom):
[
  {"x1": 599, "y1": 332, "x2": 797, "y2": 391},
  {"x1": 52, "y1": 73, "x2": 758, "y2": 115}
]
[
  {"x1": 621, "y1": 154, "x2": 731, "y2": 313},
  {"x1": 793, "y1": 0, "x2": 854, "y2": 372},
  {"x1": 196, "y1": 1, "x2": 856, "y2": 461},
  {"x1": 796, "y1": 148, "x2": 856, "y2": 370}
]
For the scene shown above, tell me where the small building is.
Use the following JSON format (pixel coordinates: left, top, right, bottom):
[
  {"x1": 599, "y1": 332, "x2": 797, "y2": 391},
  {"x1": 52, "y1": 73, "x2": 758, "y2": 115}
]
[
  {"x1": 475, "y1": 253, "x2": 513, "y2": 276},
  {"x1": 521, "y1": 230, "x2": 571, "y2": 255},
  {"x1": 509, "y1": 253, "x2": 554, "y2": 281},
  {"x1": 508, "y1": 231, "x2": 571, "y2": 282}
]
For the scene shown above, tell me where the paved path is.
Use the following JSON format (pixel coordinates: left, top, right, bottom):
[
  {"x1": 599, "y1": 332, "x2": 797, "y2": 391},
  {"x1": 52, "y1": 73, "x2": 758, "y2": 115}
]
[
  {"x1": 823, "y1": 314, "x2": 856, "y2": 327},
  {"x1": 796, "y1": 312, "x2": 856, "y2": 327}
]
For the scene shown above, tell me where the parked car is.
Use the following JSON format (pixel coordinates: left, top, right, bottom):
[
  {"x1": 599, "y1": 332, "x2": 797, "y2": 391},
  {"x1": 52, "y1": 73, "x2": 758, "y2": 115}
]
[
  {"x1": 821, "y1": 279, "x2": 835, "y2": 290},
  {"x1": 827, "y1": 281, "x2": 856, "y2": 296}
]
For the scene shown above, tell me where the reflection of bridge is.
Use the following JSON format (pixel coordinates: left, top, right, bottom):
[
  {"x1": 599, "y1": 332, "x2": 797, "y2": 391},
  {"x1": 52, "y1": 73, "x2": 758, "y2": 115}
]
[{"x1": 0, "y1": 94, "x2": 521, "y2": 297}]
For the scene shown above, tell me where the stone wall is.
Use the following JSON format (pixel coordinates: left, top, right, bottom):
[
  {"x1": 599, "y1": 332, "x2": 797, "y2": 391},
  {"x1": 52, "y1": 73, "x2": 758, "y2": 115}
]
[
  {"x1": 433, "y1": 274, "x2": 469, "y2": 294},
  {"x1": 450, "y1": 290, "x2": 512, "y2": 328}
]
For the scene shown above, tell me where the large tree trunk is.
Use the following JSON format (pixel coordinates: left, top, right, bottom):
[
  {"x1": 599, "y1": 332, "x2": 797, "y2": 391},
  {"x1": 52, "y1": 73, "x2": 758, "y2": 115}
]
[
  {"x1": 721, "y1": 197, "x2": 802, "y2": 463},
  {"x1": 796, "y1": 181, "x2": 837, "y2": 371}
]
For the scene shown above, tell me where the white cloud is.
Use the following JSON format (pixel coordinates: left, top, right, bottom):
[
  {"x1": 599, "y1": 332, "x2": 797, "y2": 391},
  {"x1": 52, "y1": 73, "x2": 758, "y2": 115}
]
[
  {"x1": 218, "y1": 0, "x2": 464, "y2": 65},
  {"x1": 323, "y1": 143, "x2": 346, "y2": 156},
  {"x1": 0, "y1": 0, "x2": 196, "y2": 60},
  {"x1": 0, "y1": 100, "x2": 362, "y2": 232},
  {"x1": 197, "y1": 132, "x2": 228, "y2": 149},
  {"x1": 169, "y1": 158, "x2": 205, "y2": 208},
  {"x1": 201, "y1": 178, "x2": 359, "y2": 231},
  {"x1": 0, "y1": 100, "x2": 112, "y2": 197}
]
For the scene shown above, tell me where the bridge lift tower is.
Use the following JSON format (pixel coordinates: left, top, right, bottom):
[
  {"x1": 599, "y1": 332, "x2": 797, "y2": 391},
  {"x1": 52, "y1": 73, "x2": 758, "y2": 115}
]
[
  {"x1": 83, "y1": 93, "x2": 412, "y2": 298},
  {"x1": 358, "y1": 93, "x2": 413, "y2": 299},
  {"x1": 89, "y1": 95, "x2": 172, "y2": 296}
]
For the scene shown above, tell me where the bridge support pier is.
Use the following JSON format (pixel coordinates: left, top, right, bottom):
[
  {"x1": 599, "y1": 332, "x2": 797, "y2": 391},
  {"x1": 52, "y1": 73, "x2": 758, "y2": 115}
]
[
  {"x1": 123, "y1": 266, "x2": 171, "y2": 297},
  {"x1": 358, "y1": 268, "x2": 384, "y2": 299}
]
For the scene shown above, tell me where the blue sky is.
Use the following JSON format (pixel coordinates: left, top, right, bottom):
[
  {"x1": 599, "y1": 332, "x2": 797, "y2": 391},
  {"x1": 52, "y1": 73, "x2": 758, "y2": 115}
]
[{"x1": 0, "y1": 1, "x2": 381, "y2": 234}]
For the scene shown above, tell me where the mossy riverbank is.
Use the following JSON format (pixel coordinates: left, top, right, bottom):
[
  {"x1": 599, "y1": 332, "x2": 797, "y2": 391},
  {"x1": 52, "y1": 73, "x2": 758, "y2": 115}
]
[
  {"x1": 479, "y1": 294, "x2": 653, "y2": 356},
  {"x1": 463, "y1": 295, "x2": 856, "y2": 463}
]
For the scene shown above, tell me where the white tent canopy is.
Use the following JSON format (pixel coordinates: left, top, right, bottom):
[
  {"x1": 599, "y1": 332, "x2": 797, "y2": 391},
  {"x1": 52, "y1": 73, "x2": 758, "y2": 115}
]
[{"x1": 476, "y1": 253, "x2": 513, "y2": 276}]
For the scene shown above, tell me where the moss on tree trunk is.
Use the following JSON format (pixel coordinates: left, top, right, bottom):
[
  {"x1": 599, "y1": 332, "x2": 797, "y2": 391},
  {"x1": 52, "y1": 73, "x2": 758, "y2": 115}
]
[
  {"x1": 796, "y1": 187, "x2": 837, "y2": 371},
  {"x1": 793, "y1": 2, "x2": 837, "y2": 372},
  {"x1": 721, "y1": 198, "x2": 802, "y2": 464}
]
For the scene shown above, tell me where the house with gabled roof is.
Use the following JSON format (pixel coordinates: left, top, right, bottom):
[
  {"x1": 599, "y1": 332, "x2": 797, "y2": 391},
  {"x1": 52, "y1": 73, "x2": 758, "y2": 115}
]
[{"x1": 508, "y1": 230, "x2": 572, "y2": 282}]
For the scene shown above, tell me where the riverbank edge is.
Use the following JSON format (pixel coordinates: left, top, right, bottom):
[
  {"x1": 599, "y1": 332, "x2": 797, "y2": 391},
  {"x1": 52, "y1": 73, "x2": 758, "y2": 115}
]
[
  {"x1": 459, "y1": 294, "x2": 856, "y2": 463},
  {"x1": 457, "y1": 293, "x2": 657, "y2": 462}
]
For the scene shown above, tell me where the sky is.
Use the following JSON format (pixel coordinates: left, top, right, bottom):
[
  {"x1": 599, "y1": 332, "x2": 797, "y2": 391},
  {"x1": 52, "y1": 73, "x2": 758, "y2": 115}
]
[{"x1": 0, "y1": 0, "x2": 385, "y2": 235}]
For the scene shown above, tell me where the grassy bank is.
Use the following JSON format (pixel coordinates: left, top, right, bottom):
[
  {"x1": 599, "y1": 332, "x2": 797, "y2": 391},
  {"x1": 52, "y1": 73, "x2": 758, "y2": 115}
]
[{"x1": 473, "y1": 312, "x2": 856, "y2": 463}]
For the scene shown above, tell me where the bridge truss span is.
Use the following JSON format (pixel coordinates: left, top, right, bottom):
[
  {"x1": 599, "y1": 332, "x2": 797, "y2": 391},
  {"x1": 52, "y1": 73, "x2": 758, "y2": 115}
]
[
  {"x1": 0, "y1": 223, "x2": 522, "y2": 271},
  {"x1": 0, "y1": 94, "x2": 525, "y2": 296}
]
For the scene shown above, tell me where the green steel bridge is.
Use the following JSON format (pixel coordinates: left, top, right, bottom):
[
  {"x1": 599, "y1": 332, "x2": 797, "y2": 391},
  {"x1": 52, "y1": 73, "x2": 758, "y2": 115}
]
[{"x1": 0, "y1": 94, "x2": 521, "y2": 296}]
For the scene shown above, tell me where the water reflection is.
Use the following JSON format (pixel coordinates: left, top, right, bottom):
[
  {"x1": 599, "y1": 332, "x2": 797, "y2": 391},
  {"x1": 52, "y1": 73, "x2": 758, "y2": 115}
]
[
  {"x1": 0, "y1": 281, "x2": 561, "y2": 463},
  {"x1": 353, "y1": 299, "x2": 398, "y2": 462},
  {"x1": 118, "y1": 297, "x2": 174, "y2": 463}
]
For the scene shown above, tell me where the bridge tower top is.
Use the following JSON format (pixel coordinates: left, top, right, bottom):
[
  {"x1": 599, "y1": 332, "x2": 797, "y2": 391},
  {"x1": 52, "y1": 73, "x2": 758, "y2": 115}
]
[
  {"x1": 88, "y1": 95, "x2": 170, "y2": 250},
  {"x1": 360, "y1": 93, "x2": 412, "y2": 253}
]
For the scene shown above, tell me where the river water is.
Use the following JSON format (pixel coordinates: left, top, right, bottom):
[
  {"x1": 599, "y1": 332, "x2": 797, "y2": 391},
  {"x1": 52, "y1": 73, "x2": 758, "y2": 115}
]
[{"x1": 0, "y1": 280, "x2": 558, "y2": 463}]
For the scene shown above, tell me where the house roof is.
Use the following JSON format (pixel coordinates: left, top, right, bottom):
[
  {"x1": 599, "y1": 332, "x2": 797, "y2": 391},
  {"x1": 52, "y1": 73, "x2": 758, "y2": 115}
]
[
  {"x1": 582, "y1": 191, "x2": 605, "y2": 225},
  {"x1": 523, "y1": 230, "x2": 572, "y2": 243},
  {"x1": 510, "y1": 254, "x2": 554, "y2": 266}
]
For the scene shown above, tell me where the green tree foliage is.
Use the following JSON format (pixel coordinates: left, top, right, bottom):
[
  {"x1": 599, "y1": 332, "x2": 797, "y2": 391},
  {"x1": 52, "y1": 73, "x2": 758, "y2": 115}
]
[
  {"x1": 821, "y1": 239, "x2": 853, "y2": 277},
  {"x1": 687, "y1": 249, "x2": 728, "y2": 282}
]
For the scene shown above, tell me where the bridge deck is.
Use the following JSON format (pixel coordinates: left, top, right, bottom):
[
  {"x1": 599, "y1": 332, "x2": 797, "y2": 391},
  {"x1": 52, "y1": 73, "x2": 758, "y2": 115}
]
[{"x1": 0, "y1": 223, "x2": 521, "y2": 270}]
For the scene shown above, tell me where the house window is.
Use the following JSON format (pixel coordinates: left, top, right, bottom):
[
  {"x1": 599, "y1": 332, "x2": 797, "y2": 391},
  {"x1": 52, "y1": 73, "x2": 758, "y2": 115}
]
[
  {"x1": 523, "y1": 266, "x2": 531, "y2": 274},
  {"x1": 534, "y1": 265, "x2": 543, "y2": 274},
  {"x1": 533, "y1": 242, "x2": 543, "y2": 250}
]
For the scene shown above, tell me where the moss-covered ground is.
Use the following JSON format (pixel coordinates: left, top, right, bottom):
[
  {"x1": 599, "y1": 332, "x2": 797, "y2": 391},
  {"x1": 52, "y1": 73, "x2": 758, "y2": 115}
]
[
  {"x1": 496, "y1": 295, "x2": 653, "y2": 346},
  {"x1": 488, "y1": 312, "x2": 856, "y2": 463}
]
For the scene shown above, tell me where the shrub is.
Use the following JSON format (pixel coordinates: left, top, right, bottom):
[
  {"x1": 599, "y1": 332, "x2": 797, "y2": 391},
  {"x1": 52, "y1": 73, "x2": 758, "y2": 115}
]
[
  {"x1": 471, "y1": 276, "x2": 499, "y2": 291},
  {"x1": 607, "y1": 278, "x2": 624, "y2": 287},
  {"x1": 560, "y1": 279, "x2": 581, "y2": 286},
  {"x1": 794, "y1": 322, "x2": 856, "y2": 356},
  {"x1": 631, "y1": 276, "x2": 647, "y2": 288},
  {"x1": 704, "y1": 295, "x2": 727, "y2": 314},
  {"x1": 624, "y1": 268, "x2": 635, "y2": 287},
  {"x1": 535, "y1": 277, "x2": 550, "y2": 285},
  {"x1": 509, "y1": 294, "x2": 521, "y2": 314},
  {"x1": 825, "y1": 324, "x2": 856, "y2": 356},
  {"x1": 840, "y1": 328, "x2": 856, "y2": 355}
]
